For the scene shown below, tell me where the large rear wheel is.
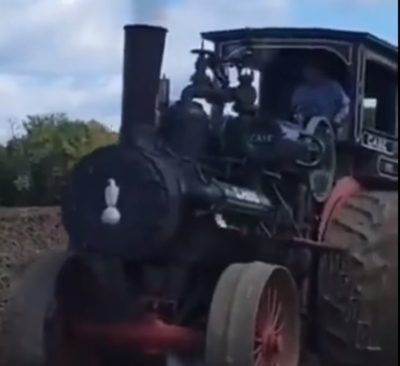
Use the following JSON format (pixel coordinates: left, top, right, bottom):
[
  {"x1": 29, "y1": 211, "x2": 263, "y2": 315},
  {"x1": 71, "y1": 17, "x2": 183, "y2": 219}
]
[{"x1": 317, "y1": 191, "x2": 398, "y2": 366}]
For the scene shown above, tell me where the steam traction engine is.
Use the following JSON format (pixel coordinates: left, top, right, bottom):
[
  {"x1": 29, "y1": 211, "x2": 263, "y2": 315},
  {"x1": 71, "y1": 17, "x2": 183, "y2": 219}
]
[{"x1": 2, "y1": 25, "x2": 398, "y2": 366}]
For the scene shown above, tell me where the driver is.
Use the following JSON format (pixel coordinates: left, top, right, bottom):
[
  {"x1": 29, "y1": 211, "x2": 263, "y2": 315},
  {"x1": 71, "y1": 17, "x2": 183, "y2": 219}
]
[{"x1": 291, "y1": 60, "x2": 350, "y2": 127}]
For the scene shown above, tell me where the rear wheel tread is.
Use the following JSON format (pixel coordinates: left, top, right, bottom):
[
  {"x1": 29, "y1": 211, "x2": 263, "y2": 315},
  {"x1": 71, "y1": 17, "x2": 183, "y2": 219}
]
[{"x1": 318, "y1": 191, "x2": 398, "y2": 366}]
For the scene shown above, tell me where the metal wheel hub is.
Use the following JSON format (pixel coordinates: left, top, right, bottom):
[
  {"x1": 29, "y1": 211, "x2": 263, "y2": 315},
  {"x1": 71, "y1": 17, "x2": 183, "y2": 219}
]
[
  {"x1": 260, "y1": 332, "x2": 283, "y2": 358},
  {"x1": 260, "y1": 333, "x2": 282, "y2": 358}
]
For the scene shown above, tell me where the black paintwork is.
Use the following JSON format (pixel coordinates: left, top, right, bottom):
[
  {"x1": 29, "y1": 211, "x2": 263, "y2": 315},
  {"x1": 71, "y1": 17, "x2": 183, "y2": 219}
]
[{"x1": 120, "y1": 25, "x2": 167, "y2": 148}]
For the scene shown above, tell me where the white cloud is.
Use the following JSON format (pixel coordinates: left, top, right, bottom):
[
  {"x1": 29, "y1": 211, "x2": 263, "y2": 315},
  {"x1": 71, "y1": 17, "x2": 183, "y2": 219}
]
[
  {"x1": 0, "y1": 0, "x2": 128, "y2": 141},
  {"x1": 0, "y1": 73, "x2": 121, "y2": 121},
  {"x1": 0, "y1": 0, "x2": 291, "y2": 142},
  {"x1": 0, "y1": 0, "x2": 128, "y2": 76}
]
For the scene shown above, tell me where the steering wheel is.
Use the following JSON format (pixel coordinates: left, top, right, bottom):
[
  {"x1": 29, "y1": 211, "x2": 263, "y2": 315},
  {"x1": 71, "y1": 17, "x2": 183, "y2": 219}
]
[
  {"x1": 304, "y1": 117, "x2": 336, "y2": 203},
  {"x1": 295, "y1": 133, "x2": 325, "y2": 169}
]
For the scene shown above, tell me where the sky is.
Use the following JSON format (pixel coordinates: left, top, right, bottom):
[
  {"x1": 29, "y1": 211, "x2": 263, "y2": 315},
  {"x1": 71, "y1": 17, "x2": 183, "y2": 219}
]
[{"x1": 0, "y1": 0, "x2": 398, "y2": 142}]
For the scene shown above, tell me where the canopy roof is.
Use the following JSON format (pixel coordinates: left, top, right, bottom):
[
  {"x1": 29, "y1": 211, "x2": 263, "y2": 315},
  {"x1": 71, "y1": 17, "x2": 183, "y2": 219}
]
[{"x1": 202, "y1": 27, "x2": 397, "y2": 62}]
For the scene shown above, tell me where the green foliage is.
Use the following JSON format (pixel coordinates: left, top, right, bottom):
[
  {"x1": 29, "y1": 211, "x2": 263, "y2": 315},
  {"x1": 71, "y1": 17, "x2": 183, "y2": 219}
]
[{"x1": 0, "y1": 113, "x2": 118, "y2": 206}]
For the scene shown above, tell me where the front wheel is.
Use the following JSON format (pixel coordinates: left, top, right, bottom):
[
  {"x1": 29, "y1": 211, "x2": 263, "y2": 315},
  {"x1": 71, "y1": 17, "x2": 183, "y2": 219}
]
[{"x1": 206, "y1": 262, "x2": 300, "y2": 366}]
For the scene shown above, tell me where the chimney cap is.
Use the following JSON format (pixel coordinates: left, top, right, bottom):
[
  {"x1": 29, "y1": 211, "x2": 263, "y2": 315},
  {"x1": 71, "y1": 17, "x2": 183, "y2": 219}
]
[{"x1": 124, "y1": 24, "x2": 168, "y2": 33}]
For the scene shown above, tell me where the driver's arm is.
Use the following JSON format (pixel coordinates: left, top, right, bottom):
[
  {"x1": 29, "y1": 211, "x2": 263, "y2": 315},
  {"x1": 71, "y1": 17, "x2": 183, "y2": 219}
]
[
  {"x1": 332, "y1": 81, "x2": 350, "y2": 125},
  {"x1": 291, "y1": 85, "x2": 304, "y2": 110},
  {"x1": 291, "y1": 86, "x2": 308, "y2": 123}
]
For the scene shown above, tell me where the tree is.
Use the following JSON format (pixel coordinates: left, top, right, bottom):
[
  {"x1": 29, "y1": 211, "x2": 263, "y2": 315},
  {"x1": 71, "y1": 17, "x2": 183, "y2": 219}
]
[
  {"x1": 0, "y1": 114, "x2": 118, "y2": 206},
  {"x1": 0, "y1": 144, "x2": 12, "y2": 205}
]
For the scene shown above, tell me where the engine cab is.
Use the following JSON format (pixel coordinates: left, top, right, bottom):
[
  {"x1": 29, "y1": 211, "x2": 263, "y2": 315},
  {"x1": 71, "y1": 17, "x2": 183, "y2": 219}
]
[{"x1": 200, "y1": 28, "x2": 398, "y2": 184}]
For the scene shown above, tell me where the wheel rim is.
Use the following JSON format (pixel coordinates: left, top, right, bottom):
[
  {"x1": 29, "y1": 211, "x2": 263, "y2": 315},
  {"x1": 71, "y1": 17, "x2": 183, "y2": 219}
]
[{"x1": 206, "y1": 264, "x2": 246, "y2": 366}]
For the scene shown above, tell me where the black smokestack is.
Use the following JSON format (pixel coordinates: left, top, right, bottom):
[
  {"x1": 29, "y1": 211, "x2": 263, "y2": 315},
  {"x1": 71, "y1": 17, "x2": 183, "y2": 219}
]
[{"x1": 120, "y1": 24, "x2": 167, "y2": 147}]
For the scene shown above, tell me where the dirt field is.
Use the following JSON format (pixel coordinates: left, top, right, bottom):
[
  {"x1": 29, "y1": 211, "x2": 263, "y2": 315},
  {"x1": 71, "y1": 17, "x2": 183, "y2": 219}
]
[{"x1": 0, "y1": 207, "x2": 67, "y2": 337}]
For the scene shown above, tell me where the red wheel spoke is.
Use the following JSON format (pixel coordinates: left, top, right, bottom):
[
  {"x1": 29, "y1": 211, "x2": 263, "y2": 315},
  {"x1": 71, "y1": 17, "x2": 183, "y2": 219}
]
[
  {"x1": 272, "y1": 290, "x2": 278, "y2": 318},
  {"x1": 274, "y1": 321, "x2": 285, "y2": 334},
  {"x1": 267, "y1": 288, "x2": 276, "y2": 316},
  {"x1": 254, "y1": 281, "x2": 296, "y2": 366},
  {"x1": 256, "y1": 301, "x2": 269, "y2": 334},
  {"x1": 254, "y1": 345, "x2": 262, "y2": 357},
  {"x1": 254, "y1": 355, "x2": 263, "y2": 366},
  {"x1": 256, "y1": 357, "x2": 265, "y2": 366},
  {"x1": 271, "y1": 300, "x2": 282, "y2": 328}
]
